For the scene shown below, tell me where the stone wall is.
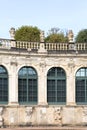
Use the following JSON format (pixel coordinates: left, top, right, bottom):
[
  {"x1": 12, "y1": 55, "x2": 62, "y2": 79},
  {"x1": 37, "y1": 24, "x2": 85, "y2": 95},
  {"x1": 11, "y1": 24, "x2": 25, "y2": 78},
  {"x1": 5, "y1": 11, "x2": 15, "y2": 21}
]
[
  {"x1": 1, "y1": 106, "x2": 87, "y2": 127},
  {"x1": 0, "y1": 48, "x2": 86, "y2": 127}
]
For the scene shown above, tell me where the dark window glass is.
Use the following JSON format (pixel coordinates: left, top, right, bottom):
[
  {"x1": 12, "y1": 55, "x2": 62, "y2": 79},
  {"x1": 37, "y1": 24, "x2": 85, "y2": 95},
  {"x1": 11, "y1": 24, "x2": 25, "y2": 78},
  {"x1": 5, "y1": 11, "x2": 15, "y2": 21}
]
[
  {"x1": 0, "y1": 66, "x2": 8, "y2": 103},
  {"x1": 47, "y1": 67, "x2": 66, "y2": 104},
  {"x1": 18, "y1": 66, "x2": 37, "y2": 104},
  {"x1": 76, "y1": 68, "x2": 87, "y2": 104}
]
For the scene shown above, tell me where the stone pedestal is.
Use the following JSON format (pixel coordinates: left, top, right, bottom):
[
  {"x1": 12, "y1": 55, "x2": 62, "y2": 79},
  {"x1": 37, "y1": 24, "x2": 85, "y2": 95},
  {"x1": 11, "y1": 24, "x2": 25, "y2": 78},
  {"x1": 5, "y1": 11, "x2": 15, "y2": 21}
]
[{"x1": 38, "y1": 43, "x2": 47, "y2": 53}]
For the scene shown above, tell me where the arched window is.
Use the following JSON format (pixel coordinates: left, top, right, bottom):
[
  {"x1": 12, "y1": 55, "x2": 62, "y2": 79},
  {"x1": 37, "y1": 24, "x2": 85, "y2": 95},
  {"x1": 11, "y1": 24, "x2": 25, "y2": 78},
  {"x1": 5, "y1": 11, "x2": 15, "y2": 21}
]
[
  {"x1": 18, "y1": 66, "x2": 38, "y2": 104},
  {"x1": 0, "y1": 65, "x2": 8, "y2": 104},
  {"x1": 47, "y1": 67, "x2": 66, "y2": 104},
  {"x1": 76, "y1": 67, "x2": 87, "y2": 104}
]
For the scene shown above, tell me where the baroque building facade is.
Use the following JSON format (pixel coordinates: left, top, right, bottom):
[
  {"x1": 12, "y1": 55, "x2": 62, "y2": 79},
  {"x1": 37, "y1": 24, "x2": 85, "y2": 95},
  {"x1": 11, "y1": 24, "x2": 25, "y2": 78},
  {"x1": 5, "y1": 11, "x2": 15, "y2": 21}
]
[{"x1": 0, "y1": 29, "x2": 87, "y2": 127}]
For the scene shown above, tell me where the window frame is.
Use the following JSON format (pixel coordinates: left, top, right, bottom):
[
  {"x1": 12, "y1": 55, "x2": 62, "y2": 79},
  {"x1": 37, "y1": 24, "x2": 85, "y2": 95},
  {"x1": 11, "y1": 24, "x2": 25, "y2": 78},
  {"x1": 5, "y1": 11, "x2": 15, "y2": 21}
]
[
  {"x1": 0, "y1": 65, "x2": 8, "y2": 104},
  {"x1": 47, "y1": 67, "x2": 66, "y2": 105},
  {"x1": 18, "y1": 66, "x2": 38, "y2": 105},
  {"x1": 76, "y1": 67, "x2": 87, "y2": 104}
]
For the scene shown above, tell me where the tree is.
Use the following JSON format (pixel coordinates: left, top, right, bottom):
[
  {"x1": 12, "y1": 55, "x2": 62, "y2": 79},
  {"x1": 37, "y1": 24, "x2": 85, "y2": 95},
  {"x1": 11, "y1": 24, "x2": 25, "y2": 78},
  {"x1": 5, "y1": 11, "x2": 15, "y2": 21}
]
[
  {"x1": 45, "y1": 28, "x2": 68, "y2": 43},
  {"x1": 75, "y1": 29, "x2": 87, "y2": 43},
  {"x1": 14, "y1": 26, "x2": 40, "y2": 42}
]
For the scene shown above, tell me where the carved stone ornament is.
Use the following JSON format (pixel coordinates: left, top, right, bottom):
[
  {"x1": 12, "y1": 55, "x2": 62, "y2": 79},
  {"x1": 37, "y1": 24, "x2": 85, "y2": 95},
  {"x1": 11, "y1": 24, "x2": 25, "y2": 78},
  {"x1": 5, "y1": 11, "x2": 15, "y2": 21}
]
[
  {"x1": 25, "y1": 107, "x2": 33, "y2": 123},
  {"x1": 40, "y1": 107, "x2": 47, "y2": 122},
  {"x1": 54, "y1": 107, "x2": 62, "y2": 125},
  {"x1": 82, "y1": 107, "x2": 87, "y2": 123},
  {"x1": 10, "y1": 62, "x2": 18, "y2": 66},
  {"x1": 68, "y1": 59, "x2": 75, "y2": 72},
  {"x1": 0, "y1": 107, "x2": 4, "y2": 127},
  {"x1": 83, "y1": 107, "x2": 87, "y2": 116}
]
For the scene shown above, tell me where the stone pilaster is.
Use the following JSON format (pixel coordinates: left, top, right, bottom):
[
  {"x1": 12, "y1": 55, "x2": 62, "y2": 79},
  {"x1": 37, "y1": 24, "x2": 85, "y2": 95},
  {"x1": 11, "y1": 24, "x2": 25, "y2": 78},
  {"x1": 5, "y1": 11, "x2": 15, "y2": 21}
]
[
  {"x1": 54, "y1": 107, "x2": 62, "y2": 125},
  {"x1": 38, "y1": 63, "x2": 48, "y2": 106},
  {"x1": 8, "y1": 62, "x2": 18, "y2": 105},
  {"x1": 66, "y1": 62, "x2": 76, "y2": 106}
]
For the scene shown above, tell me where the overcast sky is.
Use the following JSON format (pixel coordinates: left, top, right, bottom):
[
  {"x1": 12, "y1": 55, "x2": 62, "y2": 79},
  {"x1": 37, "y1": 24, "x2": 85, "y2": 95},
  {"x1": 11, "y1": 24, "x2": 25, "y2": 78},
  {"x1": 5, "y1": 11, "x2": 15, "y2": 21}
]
[{"x1": 0, "y1": 0, "x2": 87, "y2": 39}]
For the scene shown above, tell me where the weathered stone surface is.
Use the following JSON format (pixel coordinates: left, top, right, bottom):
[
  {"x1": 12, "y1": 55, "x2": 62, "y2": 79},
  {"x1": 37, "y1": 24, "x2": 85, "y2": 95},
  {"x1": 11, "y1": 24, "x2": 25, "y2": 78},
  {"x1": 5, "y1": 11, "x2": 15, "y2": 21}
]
[{"x1": 0, "y1": 41, "x2": 87, "y2": 126}]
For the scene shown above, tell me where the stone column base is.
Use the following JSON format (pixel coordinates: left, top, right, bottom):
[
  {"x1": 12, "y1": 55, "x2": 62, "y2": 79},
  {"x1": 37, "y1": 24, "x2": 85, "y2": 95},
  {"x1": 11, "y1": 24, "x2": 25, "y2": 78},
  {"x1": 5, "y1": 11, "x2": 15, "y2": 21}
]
[
  {"x1": 67, "y1": 102, "x2": 76, "y2": 106},
  {"x1": 8, "y1": 102, "x2": 19, "y2": 106}
]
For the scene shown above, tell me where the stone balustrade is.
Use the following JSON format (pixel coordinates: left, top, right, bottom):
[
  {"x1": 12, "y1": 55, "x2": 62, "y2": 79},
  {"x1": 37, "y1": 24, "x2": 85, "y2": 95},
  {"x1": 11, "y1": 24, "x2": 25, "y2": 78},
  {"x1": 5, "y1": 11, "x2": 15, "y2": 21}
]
[
  {"x1": 0, "y1": 38, "x2": 87, "y2": 51},
  {"x1": 16, "y1": 41, "x2": 40, "y2": 50},
  {"x1": 45, "y1": 42, "x2": 68, "y2": 50},
  {"x1": 76, "y1": 43, "x2": 87, "y2": 50},
  {"x1": 0, "y1": 38, "x2": 11, "y2": 49}
]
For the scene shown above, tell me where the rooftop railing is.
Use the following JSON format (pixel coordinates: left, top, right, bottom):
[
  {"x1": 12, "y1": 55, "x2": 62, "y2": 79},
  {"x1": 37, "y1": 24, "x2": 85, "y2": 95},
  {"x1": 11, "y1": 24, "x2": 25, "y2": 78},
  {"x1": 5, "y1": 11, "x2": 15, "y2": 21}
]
[
  {"x1": 16, "y1": 41, "x2": 40, "y2": 50},
  {"x1": 0, "y1": 38, "x2": 11, "y2": 49},
  {"x1": 45, "y1": 43, "x2": 69, "y2": 50},
  {"x1": 76, "y1": 43, "x2": 87, "y2": 50},
  {"x1": 0, "y1": 38, "x2": 87, "y2": 52}
]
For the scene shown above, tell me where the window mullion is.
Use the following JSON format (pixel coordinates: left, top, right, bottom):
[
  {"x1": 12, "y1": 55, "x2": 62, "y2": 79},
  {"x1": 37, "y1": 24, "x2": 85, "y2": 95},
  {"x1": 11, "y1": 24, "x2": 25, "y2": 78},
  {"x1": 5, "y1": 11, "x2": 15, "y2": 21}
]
[
  {"x1": 55, "y1": 79, "x2": 57, "y2": 102},
  {"x1": 27, "y1": 69, "x2": 29, "y2": 103},
  {"x1": 85, "y1": 69, "x2": 86, "y2": 103},
  {"x1": 55, "y1": 68, "x2": 57, "y2": 102},
  {"x1": 85, "y1": 78, "x2": 87, "y2": 103},
  {"x1": 84, "y1": 78, "x2": 86, "y2": 103}
]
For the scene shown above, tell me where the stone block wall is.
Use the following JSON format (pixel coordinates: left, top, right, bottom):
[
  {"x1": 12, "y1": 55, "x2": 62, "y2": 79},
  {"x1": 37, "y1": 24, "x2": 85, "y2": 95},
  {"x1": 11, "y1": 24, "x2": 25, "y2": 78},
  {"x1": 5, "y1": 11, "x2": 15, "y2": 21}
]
[{"x1": 0, "y1": 106, "x2": 86, "y2": 127}]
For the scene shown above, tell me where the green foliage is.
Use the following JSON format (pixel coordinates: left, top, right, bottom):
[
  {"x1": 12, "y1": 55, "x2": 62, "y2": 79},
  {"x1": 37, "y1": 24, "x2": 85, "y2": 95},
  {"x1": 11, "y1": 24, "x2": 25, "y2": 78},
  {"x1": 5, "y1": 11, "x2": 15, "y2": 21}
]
[
  {"x1": 75, "y1": 29, "x2": 87, "y2": 43},
  {"x1": 45, "y1": 33, "x2": 68, "y2": 43},
  {"x1": 45, "y1": 27, "x2": 68, "y2": 43},
  {"x1": 15, "y1": 26, "x2": 40, "y2": 42}
]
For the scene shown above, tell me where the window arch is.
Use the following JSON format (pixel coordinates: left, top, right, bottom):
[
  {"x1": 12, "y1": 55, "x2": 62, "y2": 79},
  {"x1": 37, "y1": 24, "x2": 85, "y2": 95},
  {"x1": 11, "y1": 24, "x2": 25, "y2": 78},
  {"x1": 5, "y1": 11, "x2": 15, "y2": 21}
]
[
  {"x1": 76, "y1": 67, "x2": 87, "y2": 104},
  {"x1": 18, "y1": 66, "x2": 38, "y2": 104},
  {"x1": 0, "y1": 65, "x2": 8, "y2": 104},
  {"x1": 47, "y1": 67, "x2": 66, "y2": 104}
]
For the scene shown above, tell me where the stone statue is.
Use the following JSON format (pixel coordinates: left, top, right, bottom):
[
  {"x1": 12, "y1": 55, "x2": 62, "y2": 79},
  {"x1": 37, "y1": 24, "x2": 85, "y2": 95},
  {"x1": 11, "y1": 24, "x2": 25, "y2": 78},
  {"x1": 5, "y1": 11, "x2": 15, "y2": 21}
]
[
  {"x1": 68, "y1": 30, "x2": 74, "y2": 43},
  {"x1": 40, "y1": 30, "x2": 44, "y2": 42},
  {"x1": 9, "y1": 27, "x2": 15, "y2": 39}
]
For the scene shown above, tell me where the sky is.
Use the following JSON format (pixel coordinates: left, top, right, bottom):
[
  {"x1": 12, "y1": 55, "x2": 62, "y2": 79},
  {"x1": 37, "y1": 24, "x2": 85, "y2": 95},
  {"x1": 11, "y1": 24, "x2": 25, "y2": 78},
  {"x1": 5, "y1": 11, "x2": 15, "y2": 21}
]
[{"x1": 0, "y1": 0, "x2": 87, "y2": 39}]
